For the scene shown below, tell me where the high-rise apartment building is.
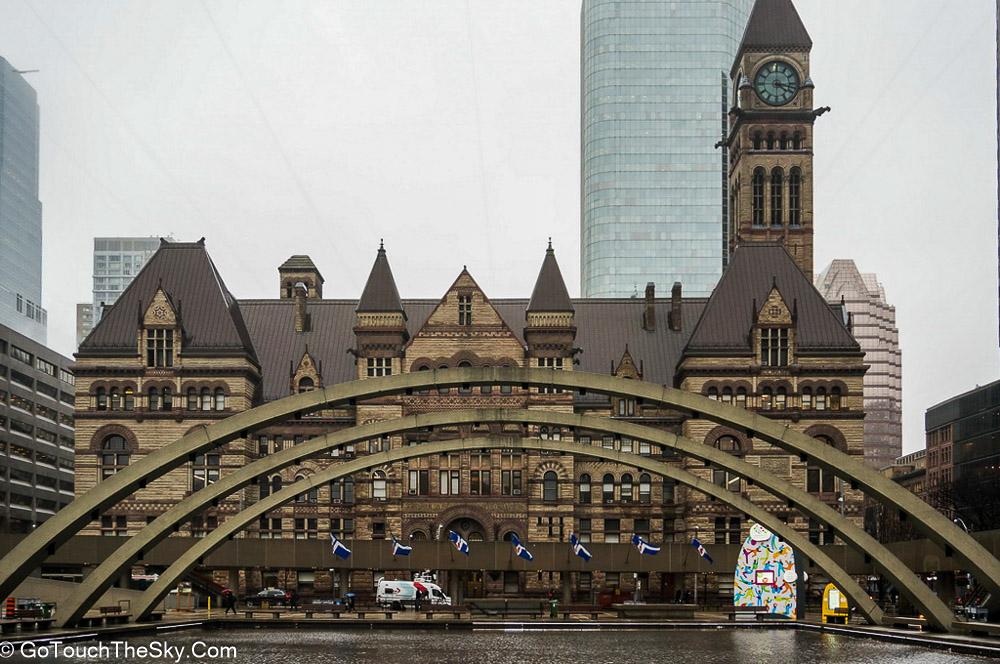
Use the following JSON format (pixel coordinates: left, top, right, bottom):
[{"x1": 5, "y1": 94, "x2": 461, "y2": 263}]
[
  {"x1": 580, "y1": 0, "x2": 752, "y2": 298},
  {"x1": 76, "y1": 237, "x2": 164, "y2": 345},
  {"x1": 0, "y1": 57, "x2": 46, "y2": 344},
  {"x1": 815, "y1": 260, "x2": 902, "y2": 469}
]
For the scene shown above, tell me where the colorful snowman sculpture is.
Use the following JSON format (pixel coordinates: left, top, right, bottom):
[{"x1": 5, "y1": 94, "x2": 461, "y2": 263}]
[{"x1": 733, "y1": 522, "x2": 798, "y2": 619}]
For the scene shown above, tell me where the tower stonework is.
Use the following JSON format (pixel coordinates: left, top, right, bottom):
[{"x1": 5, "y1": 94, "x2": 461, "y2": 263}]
[{"x1": 726, "y1": 0, "x2": 819, "y2": 277}]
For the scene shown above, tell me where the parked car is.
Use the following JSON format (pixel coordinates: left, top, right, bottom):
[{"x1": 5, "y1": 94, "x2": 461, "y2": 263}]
[{"x1": 254, "y1": 587, "x2": 288, "y2": 606}]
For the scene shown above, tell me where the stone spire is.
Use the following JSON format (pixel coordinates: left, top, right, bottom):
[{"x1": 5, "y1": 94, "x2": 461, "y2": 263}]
[
  {"x1": 527, "y1": 239, "x2": 573, "y2": 314},
  {"x1": 357, "y1": 240, "x2": 404, "y2": 315},
  {"x1": 525, "y1": 241, "x2": 576, "y2": 362},
  {"x1": 736, "y1": 0, "x2": 812, "y2": 65}
]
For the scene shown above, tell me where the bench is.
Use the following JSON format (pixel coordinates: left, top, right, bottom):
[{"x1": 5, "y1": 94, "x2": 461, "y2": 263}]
[
  {"x1": 561, "y1": 607, "x2": 603, "y2": 620},
  {"x1": 424, "y1": 607, "x2": 466, "y2": 620},
  {"x1": 243, "y1": 610, "x2": 284, "y2": 620},
  {"x1": 354, "y1": 610, "x2": 395, "y2": 620},
  {"x1": 954, "y1": 620, "x2": 1000, "y2": 637},
  {"x1": 881, "y1": 615, "x2": 927, "y2": 630},
  {"x1": 303, "y1": 609, "x2": 342, "y2": 619},
  {"x1": 728, "y1": 606, "x2": 769, "y2": 622}
]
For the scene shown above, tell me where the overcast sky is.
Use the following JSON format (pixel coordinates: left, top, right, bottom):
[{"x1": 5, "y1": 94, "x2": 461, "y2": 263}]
[{"x1": 0, "y1": 0, "x2": 996, "y2": 452}]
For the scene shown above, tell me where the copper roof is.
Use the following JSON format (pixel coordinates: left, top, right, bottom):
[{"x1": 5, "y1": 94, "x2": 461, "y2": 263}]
[{"x1": 734, "y1": 0, "x2": 812, "y2": 73}]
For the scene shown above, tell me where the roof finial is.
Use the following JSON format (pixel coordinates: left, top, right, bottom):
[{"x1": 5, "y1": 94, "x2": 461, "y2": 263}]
[
  {"x1": 379, "y1": 238, "x2": 384, "y2": 251},
  {"x1": 547, "y1": 237, "x2": 552, "y2": 251}
]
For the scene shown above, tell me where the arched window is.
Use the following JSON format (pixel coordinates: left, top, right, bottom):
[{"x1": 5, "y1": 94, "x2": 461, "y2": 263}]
[
  {"x1": 792, "y1": 132, "x2": 802, "y2": 150},
  {"x1": 297, "y1": 377, "x2": 314, "y2": 393},
  {"x1": 713, "y1": 436, "x2": 742, "y2": 493},
  {"x1": 761, "y1": 386, "x2": 773, "y2": 411},
  {"x1": 372, "y1": 470, "x2": 387, "y2": 499},
  {"x1": 779, "y1": 133, "x2": 789, "y2": 150},
  {"x1": 551, "y1": 428, "x2": 561, "y2": 441},
  {"x1": 123, "y1": 387, "x2": 135, "y2": 411},
  {"x1": 294, "y1": 475, "x2": 318, "y2": 503},
  {"x1": 411, "y1": 530, "x2": 428, "y2": 541},
  {"x1": 807, "y1": 436, "x2": 839, "y2": 494},
  {"x1": 539, "y1": 426, "x2": 550, "y2": 440},
  {"x1": 770, "y1": 167, "x2": 783, "y2": 227},
  {"x1": 192, "y1": 453, "x2": 220, "y2": 490},
  {"x1": 415, "y1": 365, "x2": 430, "y2": 395},
  {"x1": 789, "y1": 168, "x2": 802, "y2": 226},
  {"x1": 96, "y1": 387, "x2": 107, "y2": 411},
  {"x1": 620, "y1": 473, "x2": 634, "y2": 503},
  {"x1": 735, "y1": 387, "x2": 747, "y2": 409},
  {"x1": 602, "y1": 473, "x2": 615, "y2": 504},
  {"x1": 458, "y1": 361, "x2": 472, "y2": 394},
  {"x1": 100, "y1": 434, "x2": 129, "y2": 480},
  {"x1": 801, "y1": 387, "x2": 813, "y2": 410},
  {"x1": 500, "y1": 365, "x2": 513, "y2": 394},
  {"x1": 187, "y1": 388, "x2": 198, "y2": 411},
  {"x1": 579, "y1": 473, "x2": 591, "y2": 504},
  {"x1": 437, "y1": 365, "x2": 450, "y2": 394},
  {"x1": 214, "y1": 388, "x2": 226, "y2": 411},
  {"x1": 752, "y1": 168, "x2": 765, "y2": 226},
  {"x1": 543, "y1": 471, "x2": 558, "y2": 502},
  {"x1": 707, "y1": 386, "x2": 719, "y2": 401},
  {"x1": 721, "y1": 386, "x2": 733, "y2": 405},
  {"x1": 109, "y1": 388, "x2": 121, "y2": 411},
  {"x1": 775, "y1": 386, "x2": 787, "y2": 410},
  {"x1": 830, "y1": 386, "x2": 842, "y2": 411},
  {"x1": 480, "y1": 365, "x2": 492, "y2": 394},
  {"x1": 639, "y1": 473, "x2": 652, "y2": 504},
  {"x1": 815, "y1": 387, "x2": 827, "y2": 411},
  {"x1": 200, "y1": 388, "x2": 212, "y2": 411},
  {"x1": 766, "y1": 132, "x2": 775, "y2": 150},
  {"x1": 270, "y1": 475, "x2": 283, "y2": 495},
  {"x1": 162, "y1": 387, "x2": 173, "y2": 411},
  {"x1": 752, "y1": 132, "x2": 763, "y2": 150},
  {"x1": 258, "y1": 475, "x2": 270, "y2": 499},
  {"x1": 344, "y1": 476, "x2": 355, "y2": 504},
  {"x1": 148, "y1": 387, "x2": 160, "y2": 411}
]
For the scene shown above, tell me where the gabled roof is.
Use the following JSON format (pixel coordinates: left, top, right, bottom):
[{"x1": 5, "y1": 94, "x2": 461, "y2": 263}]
[
  {"x1": 685, "y1": 244, "x2": 859, "y2": 355},
  {"x1": 77, "y1": 240, "x2": 258, "y2": 361},
  {"x1": 734, "y1": 0, "x2": 812, "y2": 72},
  {"x1": 356, "y1": 244, "x2": 404, "y2": 314},
  {"x1": 527, "y1": 243, "x2": 574, "y2": 313}
]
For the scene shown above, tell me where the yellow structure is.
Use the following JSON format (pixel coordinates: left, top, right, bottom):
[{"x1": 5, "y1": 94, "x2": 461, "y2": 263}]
[{"x1": 822, "y1": 582, "x2": 849, "y2": 624}]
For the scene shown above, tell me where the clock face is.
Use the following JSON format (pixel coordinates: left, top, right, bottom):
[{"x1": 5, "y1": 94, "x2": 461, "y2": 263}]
[{"x1": 754, "y1": 61, "x2": 800, "y2": 106}]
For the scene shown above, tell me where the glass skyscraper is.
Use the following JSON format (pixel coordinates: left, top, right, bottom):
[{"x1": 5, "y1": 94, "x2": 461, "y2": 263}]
[
  {"x1": 581, "y1": 0, "x2": 753, "y2": 298},
  {"x1": 0, "y1": 56, "x2": 46, "y2": 343}
]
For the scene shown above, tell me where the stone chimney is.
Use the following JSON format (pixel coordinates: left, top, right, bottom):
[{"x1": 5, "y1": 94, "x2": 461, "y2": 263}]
[
  {"x1": 669, "y1": 282, "x2": 682, "y2": 332},
  {"x1": 642, "y1": 282, "x2": 656, "y2": 331},
  {"x1": 293, "y1": 283, "x2": 310, "y2": 333}
]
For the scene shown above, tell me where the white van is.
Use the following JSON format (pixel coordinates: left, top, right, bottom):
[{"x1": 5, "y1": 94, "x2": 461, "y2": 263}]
[{"x1": 376, "y1": 579, "x2": 451, "y2": 609}]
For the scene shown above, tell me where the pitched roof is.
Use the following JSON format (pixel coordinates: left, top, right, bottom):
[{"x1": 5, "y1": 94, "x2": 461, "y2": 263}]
[
  {"x1": 685, "y1": 244, "x2": 859, "y2": 355},
  {"x1": 240, "y1": 297, "x2": 707, "y2": 402},
  {"x1": 735, "y1": 0, "x2": 812, "y2": 70},
  {"x1": 527, "y1": 244, "x2": 574, "y2": 313},
  {"x1": 78, "y1": 240, "x2": 258, "y2": 361},
  {"x1": 356, "y1": 244, "x2": 404, "y2": 314},
  {"x1": 279, "y1": 255, "x2": 323, "y2": 277}
]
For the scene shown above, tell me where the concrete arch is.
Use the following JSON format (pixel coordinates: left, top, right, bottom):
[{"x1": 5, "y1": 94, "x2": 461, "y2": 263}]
[
  {"x1": 0, "y1": 368, "x2": 986, "y2": 625},
  {"x1": 55, "y1": 408, "x2": 951, "y2": 630},
  {"x1": 132, "y1": 436, "x2": 885, "y2": 625}
]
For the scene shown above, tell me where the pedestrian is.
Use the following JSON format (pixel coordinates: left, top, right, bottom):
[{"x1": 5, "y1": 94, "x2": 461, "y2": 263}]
[
  {"x1": 289, "y1": 589, "x2": 300, "y2": 611},
  {"x1": 222, "y1": 589, "x2": 237, "y2": 615}
]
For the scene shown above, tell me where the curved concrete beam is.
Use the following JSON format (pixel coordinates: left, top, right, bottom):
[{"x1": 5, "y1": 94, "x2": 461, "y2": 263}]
[
  {"x1": 58, "y1": 408, "x2": 952, "y2": 630},
  {"x1": 134, "y1": 436, "x2": 885, "y2": 626},
  {"x1": 0, "y1": 368, "x2": 986, "y2": 622}
]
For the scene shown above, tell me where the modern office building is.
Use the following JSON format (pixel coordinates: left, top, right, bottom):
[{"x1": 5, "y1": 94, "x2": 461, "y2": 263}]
[
  {"x1": 0, "y1": 57, "x2": 46, "y2": 344},
  {"x1": 0, "y1": 324, "x2": 75, "y2": 532},
  {"x1": 580, "y1": 0, "x2": 753, "y2": 298},
  {"x1": 816, "y1": 260, "x2": 902, "y2": 469},
  {"x1": 76, "y1": 237, "x2": 164, "y2": 345},
  {"x1": 925, "y1": 380, "x2": 1000, "y2": 531}
]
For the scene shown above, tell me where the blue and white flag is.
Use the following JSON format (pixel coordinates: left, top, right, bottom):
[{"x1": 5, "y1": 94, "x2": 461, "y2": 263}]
[
  {"x1": 691, "y1": 537, "x2": 713, "y2": 565},
  {"x1": 391, "y1": 535, "x2": 412, "y2": 557},
  {"x1": 569, "y1": 533, "x2": 592, "y2": 562},
  {"x1": 330, "y1": 533, "x2": 351, "y2": 560},
  {"x1": 448, "y1": 530, "x2": 470, "y2": 555},
  {"x1": 510, "y1": 534, "x2": 533, "y2": 561},
  {"x1": 631, "y1": 534, "x2": 660, "y2": 556}
]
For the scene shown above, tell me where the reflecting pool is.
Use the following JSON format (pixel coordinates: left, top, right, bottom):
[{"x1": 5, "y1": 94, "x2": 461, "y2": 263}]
[{"x1": 7, "y1": 628, "x2": 991, "y2": 663}]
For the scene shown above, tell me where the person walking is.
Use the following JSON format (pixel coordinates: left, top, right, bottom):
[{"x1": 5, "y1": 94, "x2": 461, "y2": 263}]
[{"x1": 222, "y1": 589, "x2": 237, "y2": 616}]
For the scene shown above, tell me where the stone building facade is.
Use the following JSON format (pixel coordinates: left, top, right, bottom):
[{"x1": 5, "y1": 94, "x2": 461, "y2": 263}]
[{"x1": 72, "y1": 0, "x2": 865, "y2": 602}]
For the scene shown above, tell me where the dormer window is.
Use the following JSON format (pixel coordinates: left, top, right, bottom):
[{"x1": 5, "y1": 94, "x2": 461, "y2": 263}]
[
  {"x1": 760, "y1": 328, "x2": 789, "y2": 367},
  {"x1": 146, "y1": 329, "x2": 174, "y2": 368},
  {"x1": 458, "y1": 295, "x2": 473, "y2": 326}
]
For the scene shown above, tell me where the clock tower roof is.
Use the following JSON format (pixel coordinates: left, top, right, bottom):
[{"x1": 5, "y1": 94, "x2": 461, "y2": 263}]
[{"x1": 734, "y1": 0, "x2": 812, "y2": 74}]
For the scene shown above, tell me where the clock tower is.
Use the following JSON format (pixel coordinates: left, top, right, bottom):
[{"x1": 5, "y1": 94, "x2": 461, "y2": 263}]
[{"x1": 726, "y1": 0, "x2": 822, "y2": 277}]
